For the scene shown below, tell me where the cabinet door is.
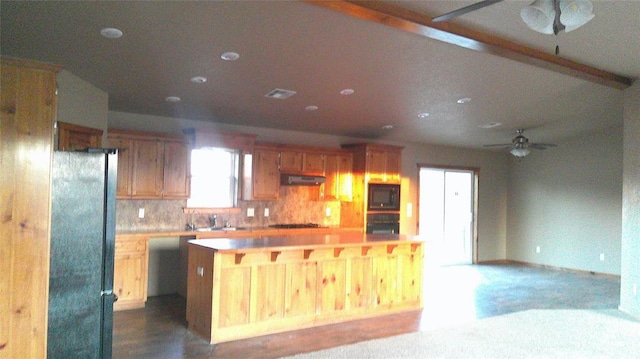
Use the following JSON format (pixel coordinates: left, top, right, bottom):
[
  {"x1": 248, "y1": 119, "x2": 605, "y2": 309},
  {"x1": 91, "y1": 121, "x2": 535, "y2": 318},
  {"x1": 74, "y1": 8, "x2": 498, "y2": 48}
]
[
  {"x1": 372, "y1": 254, "x2": 398, "y2": 307},
  {"x1": 322, "y1": 154, "x2": 340, "y2": 200},
  {"x1": 162, "y1": 140, "x2": 191, "y2": 198},
  {"x1": 255, "y1": 264, "x2": 286, "y2": 321},
  {"x1": 218, "y1": 267, "x2": 251, "y2": 327},
  {"x1": 284, "y1": 261, "x2": 317, "y2": 317},
  {"x1": 252, "y1": 148, "x2": 280, "y2": 200},
  {"x1": 348, "y1": 256, "x2": 373, "y2": 309},
  {"x1": 384, "y1": 150, "x2": 402, "y2": 183},
  {"x1": 317, "y1": 259, "x2": 347, "y2": 313},
  {"x1": 280, "y1": 150, "x2": 303, "y2": 173},
  {"x1": 107, "y1": 135, "x2": 133, "y2": 198},
  {"x1": 337, "y1": 154, "x2": 353, "y2": 201},
  {"x1": 303, "y1": 153, "x2": 324, "y2": 175},
  {"x1": 57, "y1": 122, "x2": 103, "y2": 151},
  {"x1": 132, "y1": 139, "x2": 163, "y2": 197},
  {"x1": 367, "y1": 149, "x2": 387, "y2": 182},
  {"x1": 398, "y1": 253, "x2": 421, "y2": 304},
  {"x1": 113, "y1": 238, "x2": 148, "y2": 311}
]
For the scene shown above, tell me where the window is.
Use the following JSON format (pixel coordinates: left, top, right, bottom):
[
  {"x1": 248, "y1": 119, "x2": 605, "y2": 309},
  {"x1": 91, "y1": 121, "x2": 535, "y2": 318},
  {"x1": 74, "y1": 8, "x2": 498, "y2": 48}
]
[{"x1": 187, "y1": 147, "x2": 240, "y2": 208}]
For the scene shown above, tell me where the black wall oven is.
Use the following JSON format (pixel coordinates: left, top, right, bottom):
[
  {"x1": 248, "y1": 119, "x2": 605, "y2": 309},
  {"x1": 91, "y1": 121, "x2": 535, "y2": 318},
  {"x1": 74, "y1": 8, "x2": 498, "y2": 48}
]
[{"x1": 366, "y1": 213, "x2": 400, "y2": 234}]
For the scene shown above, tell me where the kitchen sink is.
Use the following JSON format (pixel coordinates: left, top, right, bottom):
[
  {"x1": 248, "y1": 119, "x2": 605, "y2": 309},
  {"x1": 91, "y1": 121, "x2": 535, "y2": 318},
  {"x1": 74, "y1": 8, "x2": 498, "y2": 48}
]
[{"x1": 195, "y1": 227, "x2": 249, "y2": 232}]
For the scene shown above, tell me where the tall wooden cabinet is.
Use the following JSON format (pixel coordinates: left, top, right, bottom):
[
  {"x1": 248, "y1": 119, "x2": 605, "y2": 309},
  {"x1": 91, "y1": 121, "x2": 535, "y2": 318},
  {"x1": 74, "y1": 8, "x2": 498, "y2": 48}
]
[
  {"x1": 107, "y1": 130, "x2": 191, "y2": 199},
  {"x1": 113, "y1": 235, "x2": 149, "y2": 311},
  {"x1": 1, "y1": 57, "x2": 60, "y2": 357},
  {"x1": 340, "y1": 143, "x2": 403, "y2": 229}
]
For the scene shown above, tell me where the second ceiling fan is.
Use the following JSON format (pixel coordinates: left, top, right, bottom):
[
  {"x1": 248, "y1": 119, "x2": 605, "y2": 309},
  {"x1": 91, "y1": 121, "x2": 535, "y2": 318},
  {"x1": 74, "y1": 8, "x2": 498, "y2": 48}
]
[
  {"x1": 432, "y1": 0, "x2": 595, "y2": 35},
  {"x1": 484, "y1": 129, "x2": 557, "y2": 158}
]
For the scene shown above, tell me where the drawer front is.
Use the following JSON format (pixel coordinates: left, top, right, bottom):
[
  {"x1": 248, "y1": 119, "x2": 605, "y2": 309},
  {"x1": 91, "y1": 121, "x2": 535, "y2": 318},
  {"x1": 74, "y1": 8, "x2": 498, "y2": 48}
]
[{"x1": 115, "y1": 239, "x2": 147, "y2": 254}]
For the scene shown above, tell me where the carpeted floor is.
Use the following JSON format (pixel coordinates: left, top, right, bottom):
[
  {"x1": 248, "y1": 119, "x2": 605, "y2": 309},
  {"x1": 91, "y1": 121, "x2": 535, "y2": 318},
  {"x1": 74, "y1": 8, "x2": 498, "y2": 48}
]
[{"x1": 284, "y1": 309, "x2": 640, "y2": 359}]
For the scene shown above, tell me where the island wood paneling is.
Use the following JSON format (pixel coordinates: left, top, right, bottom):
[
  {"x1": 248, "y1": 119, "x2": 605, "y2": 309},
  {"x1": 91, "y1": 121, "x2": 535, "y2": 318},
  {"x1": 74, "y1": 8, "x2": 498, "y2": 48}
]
[
  {"x1": 186, "y1": 237, "x2": 423, "y2": 344},
  {"x1": 1, "y1": 57, "x2": 60, "y2": 358}
]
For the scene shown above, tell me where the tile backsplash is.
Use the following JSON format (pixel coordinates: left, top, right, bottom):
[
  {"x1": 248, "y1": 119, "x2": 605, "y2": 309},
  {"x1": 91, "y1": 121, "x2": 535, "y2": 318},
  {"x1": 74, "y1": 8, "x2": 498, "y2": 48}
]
[{"x1": 116, "y1": 186, "x2": 341, "y2": 232}]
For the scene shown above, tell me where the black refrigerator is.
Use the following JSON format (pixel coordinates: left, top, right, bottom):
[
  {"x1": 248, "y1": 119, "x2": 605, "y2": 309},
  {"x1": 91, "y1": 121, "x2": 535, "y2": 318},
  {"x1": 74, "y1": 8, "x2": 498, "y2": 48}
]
[{"x1": 48, "y1": 149, "x2": 118, "y2": 358}]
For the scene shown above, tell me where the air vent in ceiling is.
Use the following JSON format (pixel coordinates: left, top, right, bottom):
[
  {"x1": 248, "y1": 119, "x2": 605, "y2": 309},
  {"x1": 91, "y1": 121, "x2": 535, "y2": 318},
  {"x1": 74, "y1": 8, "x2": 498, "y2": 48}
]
[{"x1": 265, "y1": 88, "x2": 296, "y2": 99}]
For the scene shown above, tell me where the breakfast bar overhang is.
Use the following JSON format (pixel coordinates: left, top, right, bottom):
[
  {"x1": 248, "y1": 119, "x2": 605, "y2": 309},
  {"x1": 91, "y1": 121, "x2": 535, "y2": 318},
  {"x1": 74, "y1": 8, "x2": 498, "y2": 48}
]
[{"x1": 186, "y1": 234, "x2": 424, "y2": 344}]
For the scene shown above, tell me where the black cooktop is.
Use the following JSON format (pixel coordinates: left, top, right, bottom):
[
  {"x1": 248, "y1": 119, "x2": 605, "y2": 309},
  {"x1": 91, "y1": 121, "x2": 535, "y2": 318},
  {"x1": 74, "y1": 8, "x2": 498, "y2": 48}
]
[{"x1": 269, "y1": 223, "x2": 320, "y2": 229}]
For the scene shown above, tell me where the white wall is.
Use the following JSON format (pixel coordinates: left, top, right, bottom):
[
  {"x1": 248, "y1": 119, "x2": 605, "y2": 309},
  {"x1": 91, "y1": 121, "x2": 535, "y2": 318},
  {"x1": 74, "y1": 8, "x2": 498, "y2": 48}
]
[
  {"x1": 620, "y1": 81, "x2": 640, "y2": 317},
  {"x1": 109, "y1": 111, "x2": 510, "y2": 262},
  {"x1": 56, "y1": 70, "x2": 109, "y2": 144},
  {"x1": 506, "y1": 126, "x2": 623, "y2": 275}
]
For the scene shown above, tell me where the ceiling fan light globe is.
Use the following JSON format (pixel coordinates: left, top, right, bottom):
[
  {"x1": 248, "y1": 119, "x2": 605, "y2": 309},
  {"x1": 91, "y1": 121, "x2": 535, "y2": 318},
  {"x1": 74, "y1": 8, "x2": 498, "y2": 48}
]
[
  {"x1": 521, "y1": 0, "x2": 555, "y2": 34},
  {"x1": 559, "y1": 0, "x2": 594, "y2": 28},
  {"x1": 511, "y1": 147, "x2": 531, "y2": 157}
]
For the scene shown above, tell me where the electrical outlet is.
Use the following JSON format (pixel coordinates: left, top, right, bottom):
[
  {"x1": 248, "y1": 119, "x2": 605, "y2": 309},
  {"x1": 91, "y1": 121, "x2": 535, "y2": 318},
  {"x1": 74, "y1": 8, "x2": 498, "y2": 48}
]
[
  {"x1": 536, "y1": 246, "x2": 540, "y2": 254},
  {"x1": 197, "y1": 266, "x2": 204, "y2": 277},
  {"x1": 138, "y1": 208, "x2": 145, "y2": 219},
  {"x1": 325, "y1": 207, "x2": 331, "y2": 217},
  {"x1": 407, "y1": 203, "x2": 413, "y2": 218},
  {"x1": 247, "y1": 208, "x2": 255, "y2": 217},
  {"x1": 264, "y1": 208, "x2": 269, "y2": 217},
  {"x1": 599, "y1": 253, "x2": 605, "y2": 261}
]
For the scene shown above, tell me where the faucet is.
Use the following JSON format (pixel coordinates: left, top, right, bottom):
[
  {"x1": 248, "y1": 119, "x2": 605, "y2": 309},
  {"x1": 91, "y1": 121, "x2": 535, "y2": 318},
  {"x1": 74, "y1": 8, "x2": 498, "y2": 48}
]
[
  {"x1": 209, "y1": 214, "x2": 218, "y2": 228},
  {"x1": 186, "y1": 209, "x2": 199, "y2": 230}
]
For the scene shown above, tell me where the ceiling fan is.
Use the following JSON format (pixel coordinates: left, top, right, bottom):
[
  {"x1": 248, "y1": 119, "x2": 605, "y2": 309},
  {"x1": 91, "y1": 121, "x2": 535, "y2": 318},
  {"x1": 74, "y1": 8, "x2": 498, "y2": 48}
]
[
  {"x1": 484, "y1": 129, "x2": 557, "y2": 157},
  {"x1": 432, "y1": 0, "x2": 595, "y2": 35}
]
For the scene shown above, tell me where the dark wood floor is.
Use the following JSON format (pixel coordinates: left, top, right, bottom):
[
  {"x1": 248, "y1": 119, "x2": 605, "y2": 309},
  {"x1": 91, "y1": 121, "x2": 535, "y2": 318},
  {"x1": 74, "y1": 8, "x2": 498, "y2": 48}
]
[{"x1": 112, "y1": 263, "x2": 620, "y2": 359}]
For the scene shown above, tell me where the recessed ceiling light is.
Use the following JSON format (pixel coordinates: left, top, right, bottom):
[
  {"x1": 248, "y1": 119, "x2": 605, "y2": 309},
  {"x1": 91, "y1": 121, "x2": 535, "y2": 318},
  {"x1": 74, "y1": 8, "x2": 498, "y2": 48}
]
[
  {"x1": 165, "y1": 96, "x2": 181, "y2": 103},
  {"x1": 221, "y1": 52, "x2": 240, "y2": 61},
  {"x1": 457, "y1": 97, "x2": 471, "y2": 104},
  {"x1": 382, "y1": 124, "x2": 394, "y2": 130},
  {"x1": 305, "y1": 105, "x2": 319, "y2": 111},
  {"x1": 340, "y1": 89, "x2": 354, "y2": 95},
  {"x1": 479, "y1": 122, "x2": 502, "y2": 129},
  {"x1": 100, "y1": 27, "x2": 123, "y2": 39},
  {"x1": 265, "y1": 88, "x2": 296, "y2": 99},
  {"x1": 417, "y1": 112, "x2": 430, "y2": 119},
  {"x1": 190, "y1": 76, "x2": 207, "y2": 84}
]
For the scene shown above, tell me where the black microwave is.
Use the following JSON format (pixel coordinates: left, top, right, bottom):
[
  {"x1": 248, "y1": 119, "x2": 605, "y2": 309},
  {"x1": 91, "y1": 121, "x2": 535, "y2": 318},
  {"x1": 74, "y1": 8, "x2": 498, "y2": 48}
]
[{"x1": 368, "y1": 184, "x2": 400, "y2": 211}]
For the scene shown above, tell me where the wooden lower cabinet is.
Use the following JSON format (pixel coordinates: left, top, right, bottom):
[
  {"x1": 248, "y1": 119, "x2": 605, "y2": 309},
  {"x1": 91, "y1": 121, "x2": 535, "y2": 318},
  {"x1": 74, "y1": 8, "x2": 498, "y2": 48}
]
[
  {"x1": 114, "y1": 235, "x2": 149, "y2": 310},
  {"x1": 186, "y1": 239, "x2": 423, "y2": 344}
]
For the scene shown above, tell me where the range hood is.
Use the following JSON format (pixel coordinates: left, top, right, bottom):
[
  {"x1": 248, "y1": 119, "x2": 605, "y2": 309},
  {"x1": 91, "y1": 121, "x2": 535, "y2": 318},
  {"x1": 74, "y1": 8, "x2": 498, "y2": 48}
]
[{"x1": 280, "y1": 174, "x2": 325, "y2": 186}]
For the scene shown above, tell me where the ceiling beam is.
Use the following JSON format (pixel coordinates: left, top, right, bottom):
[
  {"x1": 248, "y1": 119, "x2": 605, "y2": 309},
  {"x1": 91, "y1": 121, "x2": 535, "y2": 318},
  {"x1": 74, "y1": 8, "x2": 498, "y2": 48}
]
[{"x1": 306, "y1": 0, "x2": 633, "y2": 90}]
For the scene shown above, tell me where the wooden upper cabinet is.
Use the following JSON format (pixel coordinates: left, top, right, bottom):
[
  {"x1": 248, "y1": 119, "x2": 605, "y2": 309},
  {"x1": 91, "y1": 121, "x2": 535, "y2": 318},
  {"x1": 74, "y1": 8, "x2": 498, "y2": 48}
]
[
  {"x1": 162, "y1": 140, "x2": 191, "y2": 198},
  {"x1": 364, "y1": 145, "x2": 402, "y2": 183},
  {"x1": 280, "y1": 150, "x2": 324, "y2": 175},
  {"x1": 304, "y1": 153, "x2": 325, "y2": 175},
  {"x1": 321, "y1": 153, "x2": 352, "y2": 201},
  {"x1": 132, "y1": 139, "x2": 163, "y2": 197},
  {"x1": 57, "y1": 121, "x2": 103, "y2": 151},
  {"x1": 366, "y1": 148, "x2": 388, "y2": 182},
  {"x1": 108, "y1": 130, "x2": 191, "y2": 199},
  {"x1": 280, "y1": 150, "x2": 304, "y2": 173},
  {"x1": 107, "y1": 135, "x2": 134, "y2": 197},
  {"x1": 382, "y1": 150, "x2": 401, "y2": 183},
  {"x1": 251, "y1": 147, "x2": 280, "y2": 200}
]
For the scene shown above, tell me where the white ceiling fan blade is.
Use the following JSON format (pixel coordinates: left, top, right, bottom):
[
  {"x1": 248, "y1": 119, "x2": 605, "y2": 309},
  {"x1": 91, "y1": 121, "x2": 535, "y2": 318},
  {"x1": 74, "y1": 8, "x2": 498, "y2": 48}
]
[{"x1": 432, "y1": 0, "x2": 505, "y2": 22}]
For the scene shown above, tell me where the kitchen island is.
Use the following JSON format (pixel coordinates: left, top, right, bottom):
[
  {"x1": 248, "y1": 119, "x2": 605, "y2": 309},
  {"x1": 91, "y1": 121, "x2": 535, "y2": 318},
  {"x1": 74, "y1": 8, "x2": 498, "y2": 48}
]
[{"x1": 186, "y1": 233, "x2": 423, "y2": 344}]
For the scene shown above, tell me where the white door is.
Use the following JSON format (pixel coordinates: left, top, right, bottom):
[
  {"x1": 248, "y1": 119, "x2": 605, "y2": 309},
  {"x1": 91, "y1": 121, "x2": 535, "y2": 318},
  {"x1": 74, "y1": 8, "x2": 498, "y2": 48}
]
[{"x1": 419, "y1": 168, "x2": 475, "y2": 265}]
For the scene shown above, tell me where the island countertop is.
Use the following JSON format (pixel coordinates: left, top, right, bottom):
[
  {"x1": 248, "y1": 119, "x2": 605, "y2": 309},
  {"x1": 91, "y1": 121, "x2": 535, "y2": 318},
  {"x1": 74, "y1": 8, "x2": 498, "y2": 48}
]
[{"x1": 189, "y1": 233, "x2": 420, "y2": 252}]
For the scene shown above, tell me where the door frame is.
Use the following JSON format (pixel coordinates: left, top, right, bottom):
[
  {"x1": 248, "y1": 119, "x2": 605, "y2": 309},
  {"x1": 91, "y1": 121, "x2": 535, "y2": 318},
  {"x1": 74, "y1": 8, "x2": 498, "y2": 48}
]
[{"x1": 416, "y1": 164, "x2": 479, "y2": 264}]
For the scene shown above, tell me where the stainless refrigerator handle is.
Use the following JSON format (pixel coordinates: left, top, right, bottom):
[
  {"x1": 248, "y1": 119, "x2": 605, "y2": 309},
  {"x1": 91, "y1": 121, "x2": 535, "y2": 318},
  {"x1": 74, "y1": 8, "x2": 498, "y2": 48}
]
[{"x1": 101, "y1": 290, "x2": 118, "y2": 303}]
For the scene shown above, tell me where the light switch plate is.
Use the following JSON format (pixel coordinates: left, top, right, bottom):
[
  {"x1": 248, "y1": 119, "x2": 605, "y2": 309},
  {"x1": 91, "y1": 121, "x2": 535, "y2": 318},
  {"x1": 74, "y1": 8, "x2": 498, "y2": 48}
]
[
  {"x1": 138, "y1": 208, "x2": 145, "y2": 219},
  {"x1": 247, "y1": 208, "x2": 255, "y2": 217},
  {"x1": 264, "y1": 208, "x2": 269, "y2": 217}
]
